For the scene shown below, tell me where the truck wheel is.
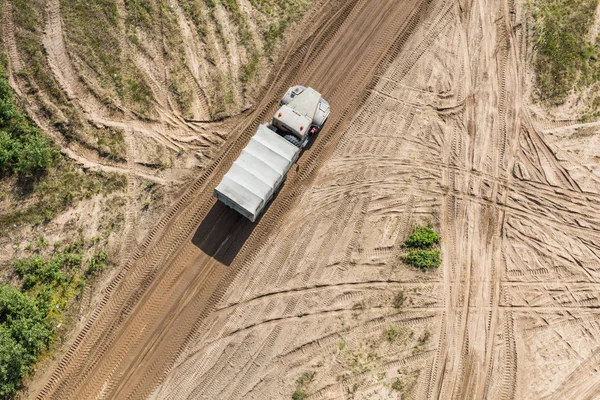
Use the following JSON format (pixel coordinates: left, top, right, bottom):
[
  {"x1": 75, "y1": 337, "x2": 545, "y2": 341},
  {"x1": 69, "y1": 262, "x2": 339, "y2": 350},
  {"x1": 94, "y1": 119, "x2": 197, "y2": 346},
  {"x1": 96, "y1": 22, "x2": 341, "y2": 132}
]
[{"x1": 283, "y1": 134, "x2": 302, "y2": 147}]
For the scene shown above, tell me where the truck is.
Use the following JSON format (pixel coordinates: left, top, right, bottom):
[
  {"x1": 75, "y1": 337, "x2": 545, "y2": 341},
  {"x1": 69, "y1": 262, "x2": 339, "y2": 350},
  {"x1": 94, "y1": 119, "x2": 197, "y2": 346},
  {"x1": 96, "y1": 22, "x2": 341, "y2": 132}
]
[{"x1": 214, "y1": 86, "x2": 330, "y2": 222}]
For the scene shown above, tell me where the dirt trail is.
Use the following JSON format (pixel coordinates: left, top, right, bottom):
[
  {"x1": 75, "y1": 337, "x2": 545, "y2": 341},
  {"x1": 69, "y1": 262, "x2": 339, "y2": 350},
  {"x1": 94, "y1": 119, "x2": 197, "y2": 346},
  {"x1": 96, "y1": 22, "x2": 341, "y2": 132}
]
[{"x1": 32, "y1": 0, "x2": 425, "y2": 398}]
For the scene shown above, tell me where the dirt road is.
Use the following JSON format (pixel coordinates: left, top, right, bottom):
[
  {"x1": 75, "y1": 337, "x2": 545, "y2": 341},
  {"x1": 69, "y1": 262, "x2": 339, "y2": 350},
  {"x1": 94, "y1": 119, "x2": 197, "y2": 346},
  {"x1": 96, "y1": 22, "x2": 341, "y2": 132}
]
[{"x1": 32, "y1": 0, "x2": 428, "y2": 398}]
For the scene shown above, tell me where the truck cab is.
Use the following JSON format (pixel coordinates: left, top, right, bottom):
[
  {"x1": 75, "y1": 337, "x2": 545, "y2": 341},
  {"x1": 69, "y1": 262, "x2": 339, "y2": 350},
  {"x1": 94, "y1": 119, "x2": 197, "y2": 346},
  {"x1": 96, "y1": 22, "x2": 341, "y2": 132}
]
[{"x1": 271, "y1": 86, "x2": 330, "y2": 148}]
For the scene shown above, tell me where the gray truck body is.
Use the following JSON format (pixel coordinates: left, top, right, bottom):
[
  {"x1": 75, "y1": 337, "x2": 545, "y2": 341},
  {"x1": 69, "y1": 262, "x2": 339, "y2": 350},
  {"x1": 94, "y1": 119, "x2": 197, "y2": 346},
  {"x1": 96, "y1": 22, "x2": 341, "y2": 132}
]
[{"x1": 214, "y1": 86, "x2": 329, "y2": 222}]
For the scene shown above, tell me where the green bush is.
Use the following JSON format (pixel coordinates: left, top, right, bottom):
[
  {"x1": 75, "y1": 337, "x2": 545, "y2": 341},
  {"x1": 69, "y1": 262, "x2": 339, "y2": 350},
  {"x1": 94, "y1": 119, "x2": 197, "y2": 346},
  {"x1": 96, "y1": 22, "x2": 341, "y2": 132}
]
[
  {"x1": 404, "y1": 226, "x2": 440, "y2": 249},
  {"x1": 0, "y1": 63, "x2": 57, "y2": 176},
  {"x1": 402, "y1": 250, "x2": 441, "y2": 271},
  {"x1": 0, "y1": 284, "x2": 51, "y2": 397},
  {"x1": 0, "y1": 240, "x2": 108, "y2": 396},
  {"x1": 86, "y1": 251, "x2": 109, "y2": 277}
]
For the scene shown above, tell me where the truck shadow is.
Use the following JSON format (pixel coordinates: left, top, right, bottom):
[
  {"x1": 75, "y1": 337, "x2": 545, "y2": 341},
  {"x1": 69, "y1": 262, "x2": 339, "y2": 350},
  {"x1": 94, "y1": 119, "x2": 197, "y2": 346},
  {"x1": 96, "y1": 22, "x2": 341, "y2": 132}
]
[{"x1": 191, "y1": 201, "x2": 255, "y2": 266}]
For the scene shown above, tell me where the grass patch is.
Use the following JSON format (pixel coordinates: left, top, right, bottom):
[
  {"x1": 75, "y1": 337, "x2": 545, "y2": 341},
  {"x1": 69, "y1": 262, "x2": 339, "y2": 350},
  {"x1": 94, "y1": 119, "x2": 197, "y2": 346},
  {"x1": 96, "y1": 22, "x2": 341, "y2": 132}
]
[
  {"x1": 292, "y1": 389, "x2": 307, "y2": 400},
  {"x1": 222, "y1": 0, "x2": 253, "y2": 47},
  {"x1": 241, "y1": 53, "x2": 260, "y2": 83},
  {"x1": 12, "y1": 0, "x2": 69, "y2": 106},
  {"x1": 529, "y1": 0, "x2": 600, "y2": 105},
  {"x1": 252, "y1": 0, "x2": 309, "y2": 54},
  {"x1": 385, "y1": 325, "x2": 409, "y2": 343},
  {"x1": 62, "y1": 0, "x2": 121, "y2": 93},
  {"x1": 62, "y1": 0, "x2": 154, "y2": 115},
  {"x1": 94, "y1": 126, "x2": 127, "y2": 161},
  {"x1": 0, "y1": 164, "x2": 127, "y2": 233},
  {"x1": 124, "y1": 0, "x2": 153, "y2": 29}
]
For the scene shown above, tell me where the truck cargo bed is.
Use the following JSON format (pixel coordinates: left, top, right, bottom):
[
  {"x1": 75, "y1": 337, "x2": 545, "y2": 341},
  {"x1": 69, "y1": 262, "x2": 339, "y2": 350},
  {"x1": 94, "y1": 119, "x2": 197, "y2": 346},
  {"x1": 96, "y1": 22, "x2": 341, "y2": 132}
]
[{"x1": 214, "y1": 124, "x2": 300, "y2": 222}]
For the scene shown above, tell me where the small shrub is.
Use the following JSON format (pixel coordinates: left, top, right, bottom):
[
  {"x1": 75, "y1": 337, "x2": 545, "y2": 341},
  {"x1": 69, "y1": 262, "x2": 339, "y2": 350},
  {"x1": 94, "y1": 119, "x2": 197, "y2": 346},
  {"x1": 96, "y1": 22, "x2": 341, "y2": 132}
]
[
  {"x1": 404, "y1": 226, "x2": 440, "y2": 249},
  {"x1": 385, "y1": 326, "x2": 403, "y2": 343},
  {"x1": 393, "y1": 291, "x2": 405, "y2": 308},
  {"x1": 86, "y1": 251, "x2": 109, "y2": 277},
  {"x1": 391, "y1": 378, "x2": 404, "y2": 391},
  {"x1": 402, "y1": 250, "x2": 441, "y2": 270},
  {"x1": 292, "y1": 389, "x2": 307, "y2": 400},
  {"x1": 292, "y1": 371, "x2": 315, "y2": 400},
  {"x1": 419, "y1": 330, "x2": 431, "y2": 344},
  {"x1": 297, "y1": 371, "x2": 315, "y2": 386},
  {"x1": 0, "y1": 284, "x2": 52, "y2": 396}
]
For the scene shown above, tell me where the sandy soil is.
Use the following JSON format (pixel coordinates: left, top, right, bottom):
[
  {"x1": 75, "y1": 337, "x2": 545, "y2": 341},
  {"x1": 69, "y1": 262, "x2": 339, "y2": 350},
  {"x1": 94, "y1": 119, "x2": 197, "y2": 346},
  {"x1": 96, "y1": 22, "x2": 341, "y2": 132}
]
[{"x1": 26, "y1": 0, "x2": 600, "y2": 399}]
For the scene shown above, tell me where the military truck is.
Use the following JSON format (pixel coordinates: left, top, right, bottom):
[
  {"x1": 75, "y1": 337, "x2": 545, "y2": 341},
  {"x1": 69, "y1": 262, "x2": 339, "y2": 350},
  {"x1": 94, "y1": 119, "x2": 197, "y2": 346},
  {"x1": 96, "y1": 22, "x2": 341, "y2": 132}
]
[{"x1": 214, "y1": 86, "x2": 330, "y2": 222}]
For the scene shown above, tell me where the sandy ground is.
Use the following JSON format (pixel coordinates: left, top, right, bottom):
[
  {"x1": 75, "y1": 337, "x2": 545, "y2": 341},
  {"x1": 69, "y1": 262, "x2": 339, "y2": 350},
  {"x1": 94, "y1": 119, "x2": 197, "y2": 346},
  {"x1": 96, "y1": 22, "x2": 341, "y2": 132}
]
[{"x1": 26, "y1": 0, "x2": 600, "y2": 399}]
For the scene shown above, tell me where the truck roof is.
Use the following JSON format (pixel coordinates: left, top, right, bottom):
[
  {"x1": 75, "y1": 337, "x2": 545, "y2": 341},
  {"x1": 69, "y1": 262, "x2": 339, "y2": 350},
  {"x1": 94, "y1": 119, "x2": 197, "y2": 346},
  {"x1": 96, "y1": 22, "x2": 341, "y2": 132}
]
[
  {"x1": 289, "y1": 87, "x2": 321, "y2": 117},
  {"x1": 214, "y1": 124, "x2": 300, "y2": 221}
]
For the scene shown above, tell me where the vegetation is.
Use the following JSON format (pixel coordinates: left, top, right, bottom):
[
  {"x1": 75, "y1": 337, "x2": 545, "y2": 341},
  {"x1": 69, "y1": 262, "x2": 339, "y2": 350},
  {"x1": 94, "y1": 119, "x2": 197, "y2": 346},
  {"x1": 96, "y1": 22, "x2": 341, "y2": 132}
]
[
  {"x1": 124, "y1": 0, "x2": 153, "y2": 29},
  {"x1": 259, "y1": 0, "x2": 310, "y2": 56},
  {"x1": 403, "y1": 226, "x2": 440, "y2": 249},
  {"x1": 62, "y1": 0, "x2": 154, "y2": 115},
  {"x1": 223, "y1": 0, "x2": 253, "y2": 46},
  {"x1": 291, "y1": 389, "x2": 307, "y2": 400},
  {"x1": 391, "y1": 378, "x2": 404, "y2": 392},
  {"x1": 393, "y1": 290, "x2": 406, "y2": 308},
  {"x1": 0, "y1": 284, "x2": 50, "y2": 397},
  {"x1": 403, "y1": 250, "x2": 441, "y2": 270},
  {"x1": 0, "y1": 237, "x2": 112, "y2": 397},
  {"x1": 529, "y1": 0, "x2": 600, "y2": 107},
  {"x1": 62, "y1": 0, "x2": 120, "y2": 91},
  {"x1": 0, "y1": 63, "x2": 57, "y2": 176},
  {"x1": 12, "y1": 0, "x2": 69, "y2": 106},
  {"x1": 292, "y1": 371, "x2": 315, "y2": 400},
  {"x1": 94, "y1": 127, "x2": 127, "y2": 161},
  {"x1": 402, "y1": 225, "x2": 441, "y2": 270},
  {"x1": 0, "y1": 164, "x2": 127, "y2": 233},
  {"x1": 385, "y1": 325, "x2": 403, "y2": 343}
]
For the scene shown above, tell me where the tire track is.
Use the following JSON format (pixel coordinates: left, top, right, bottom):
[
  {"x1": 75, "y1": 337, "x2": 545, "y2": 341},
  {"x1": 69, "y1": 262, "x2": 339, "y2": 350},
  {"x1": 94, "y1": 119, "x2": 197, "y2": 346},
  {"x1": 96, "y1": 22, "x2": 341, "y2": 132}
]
[{"x1": 3, "y1": 0, "x2": 23, "y2": 73}]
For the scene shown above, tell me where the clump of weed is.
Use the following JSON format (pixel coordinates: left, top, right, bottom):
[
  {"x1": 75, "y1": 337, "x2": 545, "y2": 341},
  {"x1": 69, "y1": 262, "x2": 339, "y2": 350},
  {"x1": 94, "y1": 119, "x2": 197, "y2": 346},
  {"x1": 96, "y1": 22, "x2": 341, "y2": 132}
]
[
  {"x1": 419, "y1": 330, "x2": 431, "y2": 344},
  {"x1": 391, "y1": 378, "x2": 404, "y2": 391},
  {"x1": 292, "y1": 371, "x2": 315, "y2": 400},
  {"x1": 393, "y1": 290, "x2": 406, "y2": 308},
  {"x1": 402, "y1": 224, "x2": 441, "y2": 270},
  {"x1": 403, "y1": 226, "x2": 440, "y2": 249},
  {"x1": 85, "y1": 251, "x2": 109, "y2": 277},
  {"x1": 385, "y1": 325, "x2": 407, "y2": 343},
  {"x1": 402, "y1": 250, "x2": 441, "y2": 271}
]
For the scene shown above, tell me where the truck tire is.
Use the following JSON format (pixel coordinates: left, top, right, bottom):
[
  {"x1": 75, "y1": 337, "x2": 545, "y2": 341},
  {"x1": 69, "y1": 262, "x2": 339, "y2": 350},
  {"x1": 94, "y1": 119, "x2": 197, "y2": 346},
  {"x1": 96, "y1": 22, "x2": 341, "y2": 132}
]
[{"x1": 283, "y1": 134, "x2": 302, "y2": 148}]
